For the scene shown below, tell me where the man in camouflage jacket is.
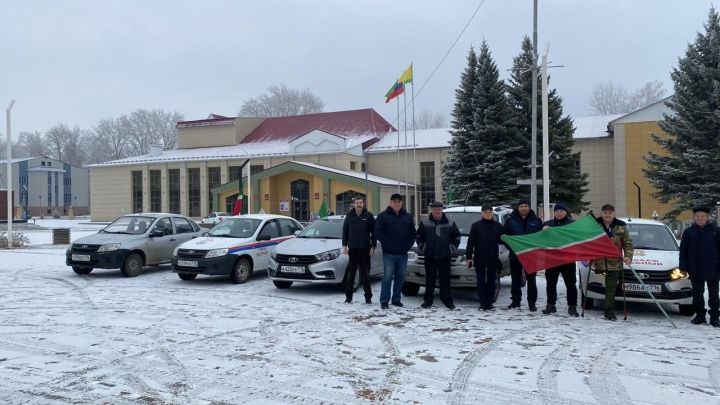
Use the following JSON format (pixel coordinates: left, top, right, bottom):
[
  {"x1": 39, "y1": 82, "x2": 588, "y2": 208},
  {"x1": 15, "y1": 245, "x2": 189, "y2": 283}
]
[{"x1": 590, "y1": 204, "x2": 634, "y2": 321}]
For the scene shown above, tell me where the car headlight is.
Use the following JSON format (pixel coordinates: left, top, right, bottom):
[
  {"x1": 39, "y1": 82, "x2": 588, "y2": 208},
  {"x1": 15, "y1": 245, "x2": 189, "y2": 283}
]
[
  {"x1": 205, "y1": 248, "x2": 229, "y2": 258},
  {"x1": 316, "y1": 249, "x2": 342, "y2": 262},
  {"x1": 97, "y1": 243, "x2": 121, "y2": 253},
  {"x1": 270, "y1": 250, "x2": 277, "y2": 259},
  {"x1": 670, "y1": 267, "x2": 689, "y2": 280}
]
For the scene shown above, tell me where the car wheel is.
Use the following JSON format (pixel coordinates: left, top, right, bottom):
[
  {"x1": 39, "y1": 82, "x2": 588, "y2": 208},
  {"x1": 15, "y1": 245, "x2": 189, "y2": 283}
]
[
  {"x1": 230, "y1": 258, "x2": 251, "y2": 284},
  {"x1": 72, "y1": 266, "x2": 93, "y2": 275},
  {"x1": 273, "y1": 280, "x2": 293, "y2": 289},
  {"x1": 402, "y1": 282, "x2": 421, "y2": 296},
  {"x1": 121, "y1": 253, "x2": 143, "y2": 277},
  {"x1": 678, "y1": 304, "x2": 694, "y2": 316},
  {"x1": 493, "y1": 271, "x2": 501, "y2": 303},
  {"x1": 178, "y1": 273, "x2": 197, "y2": 281}
]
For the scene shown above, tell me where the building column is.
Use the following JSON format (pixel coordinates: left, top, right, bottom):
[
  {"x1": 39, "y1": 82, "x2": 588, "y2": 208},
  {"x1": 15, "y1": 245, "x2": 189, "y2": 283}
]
[
  {"x1": 142, "y1": 165, "x2": 150, "y2": 213},
  {"x1": 613, "y1": 123, "x2": 628, "y2": 217},
  {"x1": 180, "y1": 165, "x2": 188, "y2": 216},
  {"x1": 161, "y1": 165, "x2": 169, "y2": 213},
  {"x1": 200, "y1": 162, "x2": 209, "y2": 217}
]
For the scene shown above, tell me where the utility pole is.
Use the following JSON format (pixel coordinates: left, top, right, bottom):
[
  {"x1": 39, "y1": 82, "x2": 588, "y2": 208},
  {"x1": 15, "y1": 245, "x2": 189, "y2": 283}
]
[
  {"x1": 6, "y1": 100, "x2": 15, "y2": 248},
  {"x1": 541, "y1": 43, "x2": 551, "y2": 220},
  {"x1": 530, "y1": 0, "x2": 538, "y2": 211}
]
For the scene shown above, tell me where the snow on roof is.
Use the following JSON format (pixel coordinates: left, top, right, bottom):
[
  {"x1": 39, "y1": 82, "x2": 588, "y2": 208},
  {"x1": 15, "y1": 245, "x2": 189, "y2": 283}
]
[
  {"x1": 290, "y1": 161, "x2": 413, "y2": 187},
  {"x1": 572, "y1": 114, "x2": 623, "y2": 139},
  {"x1": 87, "y1": 142, "x2": 293, "y2": 167},
  {"x1": 367, "y1": 128, "x2": 452, "y2": 152}
]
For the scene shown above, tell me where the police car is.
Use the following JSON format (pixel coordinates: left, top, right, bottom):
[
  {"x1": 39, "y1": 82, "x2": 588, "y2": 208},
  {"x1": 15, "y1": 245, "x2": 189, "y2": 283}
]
[
  {"x1": 579, "y1": 218, "x2": 693, "y2": 315},
  {"x1": 404, "y1": 205, "x2": 514, "y2": 302},
  {"x1": 171, "y1": 214, "x2": 303, "y2": 283}
]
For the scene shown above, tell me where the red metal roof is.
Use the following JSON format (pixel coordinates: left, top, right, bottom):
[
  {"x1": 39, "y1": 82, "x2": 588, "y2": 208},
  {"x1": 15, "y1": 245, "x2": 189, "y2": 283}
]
[{"x1": 241, "y1": 108, "x2": 395, "y2": 143}]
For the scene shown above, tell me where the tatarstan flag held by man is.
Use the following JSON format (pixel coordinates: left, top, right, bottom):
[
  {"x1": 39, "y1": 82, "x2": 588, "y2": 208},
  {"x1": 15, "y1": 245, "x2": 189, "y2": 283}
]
[{"x1": 501, "y1": 215, "x2": 621, "y2": 273}]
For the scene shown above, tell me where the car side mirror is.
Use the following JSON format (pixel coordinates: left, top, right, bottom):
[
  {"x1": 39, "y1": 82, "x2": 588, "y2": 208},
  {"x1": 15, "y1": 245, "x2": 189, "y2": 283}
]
[
  {"x1": 294, "y1": 230, "x2": 302, "y2": 236},
  {"x1": 257, "y1": 234, "x2": 271, "y2": 241},
  {"x1": 149, "y1": 230, "x2": 164, "y2": 238}
]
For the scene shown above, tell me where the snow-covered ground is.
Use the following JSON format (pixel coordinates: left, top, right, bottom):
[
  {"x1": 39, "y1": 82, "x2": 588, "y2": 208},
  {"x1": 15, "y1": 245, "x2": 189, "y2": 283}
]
[{"x1": 2, "y1": 219, "x2": 719, "y2": 404}]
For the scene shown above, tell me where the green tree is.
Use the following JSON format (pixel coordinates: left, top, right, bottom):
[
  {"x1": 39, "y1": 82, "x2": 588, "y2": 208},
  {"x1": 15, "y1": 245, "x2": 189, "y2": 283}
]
[
  {"x1": 645, "y1": 8, "x2": 720, "y2": 218},
  {"x1": 507, "y1": 36, "x2": 589, "y2": 212}
]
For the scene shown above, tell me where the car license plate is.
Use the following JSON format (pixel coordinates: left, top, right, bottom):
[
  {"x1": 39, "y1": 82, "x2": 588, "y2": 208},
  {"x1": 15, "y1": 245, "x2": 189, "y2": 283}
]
[
  {"x1": 624, "y1": 283, "x2": 661, "y2": 293},
  {"x1": 72, "y1": 254, "x2": 91, "y2": 262},
  {"x1": 178, "y1": 260, "x2": 198, "y2": 268},
  {"x1": 282, "y1": 266, "x2": 305, "y2": 274}
]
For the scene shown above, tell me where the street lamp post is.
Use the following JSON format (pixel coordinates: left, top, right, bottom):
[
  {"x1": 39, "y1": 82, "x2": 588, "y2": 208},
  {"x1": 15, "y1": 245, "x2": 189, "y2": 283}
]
[{"x1": 6, "y1": 100, "x2": 15, "y2": 248}]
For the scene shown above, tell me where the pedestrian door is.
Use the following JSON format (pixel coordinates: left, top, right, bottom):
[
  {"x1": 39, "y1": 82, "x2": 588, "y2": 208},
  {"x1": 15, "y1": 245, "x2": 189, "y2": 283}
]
[{"x1": 291, "y1": 179, "x2": 309, "y2": 222}]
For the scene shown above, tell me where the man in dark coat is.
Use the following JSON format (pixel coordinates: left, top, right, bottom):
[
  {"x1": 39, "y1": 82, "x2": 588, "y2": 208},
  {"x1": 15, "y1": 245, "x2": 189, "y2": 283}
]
[
  {"x1": 503, "y1": 199, "x2": 544, "y2": 311},
  {"x1": 680, "y1": 205, "x2": 720, "y2": 326},
  {"x1": 342, "y1": 196, "x2": 376, "y2": 304},
  {"x1": 416, "y1": 201, "x2": 461, "y2": 310},
  {"x1": 374, "y1": 193, "x2": 416, "y2": 309},
  {"x1": 541, "y1": 203, "x2": 579, "y2": 317},
  {"x1": 466, "y1": 204, "x2": 504, "y2": 311}
]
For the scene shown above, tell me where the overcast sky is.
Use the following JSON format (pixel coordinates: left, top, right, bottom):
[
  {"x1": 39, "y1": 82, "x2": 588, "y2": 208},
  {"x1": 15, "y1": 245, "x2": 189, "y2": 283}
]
[{"x1": 1, "y1": 0, "x2": 717, "y2": 137}]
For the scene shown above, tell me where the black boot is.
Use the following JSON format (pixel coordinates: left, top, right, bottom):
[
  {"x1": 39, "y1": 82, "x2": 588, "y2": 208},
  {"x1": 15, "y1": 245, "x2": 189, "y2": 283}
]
[
  {"x1": 528, "y1": 303, "x2": 537, "y2": 312},
  {"x1": 541, "y1": 305, "x2": 557, "y2": 315},
  {"x1": 365, "y1": 297, "x2": 372, "y2": 304},
  {"x1": 691, "y1": 314, "x2": 707, "y2": 325},
  {"x1": 710, "y1": 313, "x2": 720, "y2": 327},
  {"x1": 604, "y1": 312, "x2": 617, "y2": 321},
  {"x1": 568, "y1": 306, "x2": 579, "y2": 317},
  {"x1": 507, "y1": 302, "x2": 520, "y2": 309}
]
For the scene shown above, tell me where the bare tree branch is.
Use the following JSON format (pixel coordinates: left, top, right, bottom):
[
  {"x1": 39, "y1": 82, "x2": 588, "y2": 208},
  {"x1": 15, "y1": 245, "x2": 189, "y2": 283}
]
[{"x1": 239, "y1": 83, "x2": 324, "y2": 117}]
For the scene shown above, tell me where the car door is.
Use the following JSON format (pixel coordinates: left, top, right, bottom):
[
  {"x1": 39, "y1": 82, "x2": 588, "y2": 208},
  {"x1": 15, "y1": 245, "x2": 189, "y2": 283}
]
[
  {"x1": 147, "y1": 217, "x2": 175, "y2": 264},
  {"x1": 255, "y1": 219, "x2": 281, "y2": 270},
  {"x1": 172, "y1": 217, "x2": 198, "y2": 246}
]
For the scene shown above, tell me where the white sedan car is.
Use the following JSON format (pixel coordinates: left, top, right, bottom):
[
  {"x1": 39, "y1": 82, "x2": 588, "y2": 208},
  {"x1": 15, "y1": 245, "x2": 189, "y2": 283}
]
[
  {"x1": 200, "y1": 212, "x2": 231, "y2": 225},
  {"x1": 579, "y1": 218, "x2": 693, "y2": 315}
]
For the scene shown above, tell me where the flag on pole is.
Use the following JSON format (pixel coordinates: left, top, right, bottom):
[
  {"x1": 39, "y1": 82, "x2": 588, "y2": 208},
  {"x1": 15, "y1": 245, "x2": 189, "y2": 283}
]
[
  {"x1": 385, "y1": 80, "x2": 404, "y2": 103},
  {"x1": 232, "y1": 195, "x2": 243, "y2": 215},
  {"x1": 318, "y1": 200, "x2": 329, "y2": 218},
  {"x1": 399, "y1": 63, "x2": 413, "y2": 84},
  {"x1": 500, "y1": 215, "x2": 621, "y2": 273}
]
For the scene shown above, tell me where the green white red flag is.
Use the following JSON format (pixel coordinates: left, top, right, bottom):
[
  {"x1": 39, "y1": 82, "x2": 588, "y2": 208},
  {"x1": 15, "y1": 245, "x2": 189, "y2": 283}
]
[{"x1": 500, "y1": 215, "x2": 620, "y2": 273}]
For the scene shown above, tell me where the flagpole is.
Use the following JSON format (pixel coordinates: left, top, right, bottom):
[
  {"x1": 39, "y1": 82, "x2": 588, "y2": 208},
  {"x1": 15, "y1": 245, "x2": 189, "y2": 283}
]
[
  {"x1": 411, "y1": 78, "x2": 418, "y2": 223},
  {"x1": 247, "y1": 159, "x2": 252, "y2": 214},
  {"x1": 403, "y1": 91, "x2": 409, "y2": 205},
  {"x1": 396, "y1": 96, "x2": 400, "y2": 192}
]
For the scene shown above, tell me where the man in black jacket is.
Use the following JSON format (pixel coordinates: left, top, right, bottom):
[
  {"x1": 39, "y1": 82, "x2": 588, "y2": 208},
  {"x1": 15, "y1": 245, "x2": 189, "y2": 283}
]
[
  {"x1": 466, "y1": 204, "x2": 504, "y2": 311},
  {"x1": 541, "y1": 203, "x2": 579, "y2": 317},
  {"x1": 503, "y1": 199, "x2": 544, "y2": 311},
  {"x1": 417, "y1": 201, "x2": 461, "y2": 310},
  {"x1": 374, "y1": 193, "x2": 416, "y2": 309},
  {"x1": 680, "y1": 205, "x2": 720, "y2": 326},
  {"x1": 342, "y1": 196, "x2": 376, "y2": 304}
]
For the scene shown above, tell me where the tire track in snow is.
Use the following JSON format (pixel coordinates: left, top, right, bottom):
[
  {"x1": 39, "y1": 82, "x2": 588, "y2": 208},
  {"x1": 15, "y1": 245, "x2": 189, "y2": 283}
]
[{"x1": 587, "y1": 335, "x2": 633, "y2": 405}]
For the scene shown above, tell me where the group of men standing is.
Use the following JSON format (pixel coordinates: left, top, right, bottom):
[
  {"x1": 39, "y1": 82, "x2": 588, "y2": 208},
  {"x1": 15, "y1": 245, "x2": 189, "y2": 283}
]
[{"x1": 342, "y1": 193, "x2": 720, "y2": 326}]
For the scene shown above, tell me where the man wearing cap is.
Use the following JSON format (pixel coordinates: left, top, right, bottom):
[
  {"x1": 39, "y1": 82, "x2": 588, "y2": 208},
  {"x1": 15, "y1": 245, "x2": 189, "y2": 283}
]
[
  {"x1": 503, "y1": 199, "x2": 544, "y2": 311},
  {"x1": 541, "y1": 203, "x2": 579, "y2": 317},
  {"x1": 374, "y1": 193, "x2": 416, "y2": 309},
  {"x1": 466, "y1": 204, "x2": 504, "y2": 311},
  {"x1": 416, "y1": 201, "x2": 461, "y2": 310},
  {"x1": 680, "y1": 205, "x2": 720, "y2": 326},
  {"x1": 590, "y1": 203, "x2": 633, "y2": 321}
]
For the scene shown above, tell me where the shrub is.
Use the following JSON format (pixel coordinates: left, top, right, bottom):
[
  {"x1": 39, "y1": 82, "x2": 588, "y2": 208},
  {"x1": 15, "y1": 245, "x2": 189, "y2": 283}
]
[
  {"x1": 52, "y1": 210, "x2": 61, "y2": 219},
  {"x1": 0, "y1": 231, "x2": 30, "y2": 248}
]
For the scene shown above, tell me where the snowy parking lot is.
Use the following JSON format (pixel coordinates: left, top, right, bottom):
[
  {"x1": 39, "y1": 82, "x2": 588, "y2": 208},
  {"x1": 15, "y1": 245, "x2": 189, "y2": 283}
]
[{"x1": 2, "y1": 220, "x2": 720, "y2": 404}]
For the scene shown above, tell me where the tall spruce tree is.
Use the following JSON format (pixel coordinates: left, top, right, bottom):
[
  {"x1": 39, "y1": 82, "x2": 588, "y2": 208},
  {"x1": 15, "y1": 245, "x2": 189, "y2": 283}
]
[
  {"x1": 466, "y1": 41, "x2": 525, "y2": 204},
  {"x1": 442, "y1": 47, "x2": 479, "y2": 203},
  {"x1": 645, "y1": 8, "x2": 720, "y2": 218},
  {"x1": 507, "y1": 36, "x2": 589, "y2": 213}
]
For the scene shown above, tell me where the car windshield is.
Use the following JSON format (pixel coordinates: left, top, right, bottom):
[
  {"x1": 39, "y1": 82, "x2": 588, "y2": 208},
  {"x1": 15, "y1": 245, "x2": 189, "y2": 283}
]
[
  {"x1": 627, "y1": 223, "x2": 679, "y2": 251},
  {"x1": 297, "y1": 218, "x2": 343, "y2": 239},
  {"x1": 208, "y1": 218, "x2": 261, "y2": 238},
  {"x1": 443, "y1": 212, "x2": 498, "y2": 236},
  {"x1": 103, "y1": 216, "x2": 155, "y2": 235}
]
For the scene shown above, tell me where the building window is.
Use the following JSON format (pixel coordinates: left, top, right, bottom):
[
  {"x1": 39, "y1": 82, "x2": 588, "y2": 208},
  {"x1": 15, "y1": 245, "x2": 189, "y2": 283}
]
[
  {"x1": 131, "y1": 171, "x2": 143, "y2": 213},
  {"x1": 187, "y1": 168, "x2": 201, "y2": 217},
  {"x1": 47, "y1": 172, "x2": 52, "y2": 207},
  {"x1": 361, "y1": 162, "x2": 366, "y2": 172},
  {"x1": 229, "y1": 166, "x2": 242, "y2": 182},
  {"x1": 207, "y1": 167, "x2": 221, "y2": 210},
  {"x1": 168, "y1": 169, "x2": 180, "y2": 213},
  {"x1": 350, "y1": 161, "x2": 357, "y2": 171},
  {"x1": 41, "y1": 162, "x2": 45, "y2": 166},
  {"x1": 420, "y1": 162, "x2": 435, "y2": 214},
  {"x1": 149, "y1": 170, "x2": 162, "y2": 212},
  {"x1": 250, "y1": 165, "x2": 264, "y2": 175}
]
